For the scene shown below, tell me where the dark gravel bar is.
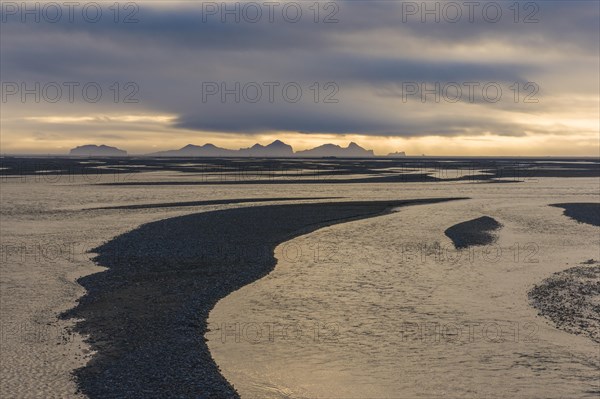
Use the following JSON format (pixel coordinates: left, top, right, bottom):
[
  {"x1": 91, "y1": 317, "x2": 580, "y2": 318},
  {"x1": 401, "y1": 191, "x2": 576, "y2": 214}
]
[
  {"x1": 444, "y1": 216, "x2": 502, "y2": 249},
  {"x1": 529, "y1": 261, "x2": 600, "y2": 343},
  {"x1": 63, "y1": 197, "x2": 467, "y2": 398},
  {"x1": 551, "y1": 203, "x2": 600, "y2": 227}
]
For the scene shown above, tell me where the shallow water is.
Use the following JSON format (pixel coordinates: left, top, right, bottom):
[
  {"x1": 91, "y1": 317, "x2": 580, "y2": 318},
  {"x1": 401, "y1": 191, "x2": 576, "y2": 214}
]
[{"x1": 207, "y1": 178, "x2": 600, "y2": 398}]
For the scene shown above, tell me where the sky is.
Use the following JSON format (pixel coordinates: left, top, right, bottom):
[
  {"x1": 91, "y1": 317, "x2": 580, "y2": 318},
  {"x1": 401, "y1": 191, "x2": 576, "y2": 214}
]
[{"x1": 1, "y1": 0, "x2": 599, "y2": 156}]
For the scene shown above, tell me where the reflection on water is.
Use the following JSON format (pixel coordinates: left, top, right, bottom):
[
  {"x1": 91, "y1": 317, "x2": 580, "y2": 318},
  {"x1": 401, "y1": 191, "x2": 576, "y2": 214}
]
[{"x1": 208, "y1": 179, "x2": 600, "y2": 399}]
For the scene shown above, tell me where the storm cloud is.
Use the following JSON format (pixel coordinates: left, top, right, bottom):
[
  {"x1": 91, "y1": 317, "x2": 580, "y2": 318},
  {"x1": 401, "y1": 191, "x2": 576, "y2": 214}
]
[{"x1": 1, "y1": 0, "x2": 598, "y2": 152}]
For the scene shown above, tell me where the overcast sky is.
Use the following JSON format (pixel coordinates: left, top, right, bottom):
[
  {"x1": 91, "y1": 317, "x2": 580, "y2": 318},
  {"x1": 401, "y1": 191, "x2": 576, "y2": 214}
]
[{"x1": 1, "y1": 0, "x2": 598, "y2": 155}]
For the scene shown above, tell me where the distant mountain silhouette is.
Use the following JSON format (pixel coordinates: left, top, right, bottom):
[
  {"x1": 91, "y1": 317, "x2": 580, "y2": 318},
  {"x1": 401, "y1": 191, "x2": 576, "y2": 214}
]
[
  {"x1": 77, "y1": 141, "x2": 390, "y2": 157},
  {"x1": 149, "y1": 140, "x2": 294, "y2": 157},
  {"x1": 150, "y1": 143, "x2": 237, "y2": 157},
  {"x1": 295, "y1": 142, "x2": 374, "y2": 157},
  {"x1": 239, "y1": 140, "x2": 294, "y2": 157},
  {"x1": 69, "y1": 145, "x2": 127, "y2": 156},
  {"x1": 386, "y1": 151, "x2": 406, "y2": 157}
]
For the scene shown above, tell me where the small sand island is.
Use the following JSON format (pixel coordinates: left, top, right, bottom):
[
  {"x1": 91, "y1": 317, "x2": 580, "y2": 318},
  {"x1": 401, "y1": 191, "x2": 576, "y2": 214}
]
[{"x1": 444, "y1": 216, "x2": 503, "y2": 249}]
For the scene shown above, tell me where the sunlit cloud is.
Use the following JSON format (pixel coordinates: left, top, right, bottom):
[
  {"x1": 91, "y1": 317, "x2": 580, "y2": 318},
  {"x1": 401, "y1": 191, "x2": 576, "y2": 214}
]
[{"x1": 24, "y1": 115, "x2": 177, "y2": 124}]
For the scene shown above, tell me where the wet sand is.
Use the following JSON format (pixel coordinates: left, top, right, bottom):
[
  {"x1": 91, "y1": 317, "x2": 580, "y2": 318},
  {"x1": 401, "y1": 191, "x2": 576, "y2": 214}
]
[
  {"x1": 62, "y1": 198, "x2": 467, "y2": 398},
  {"x1": 89, "y1": 197, "x2": 340, "y2": 210}
]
